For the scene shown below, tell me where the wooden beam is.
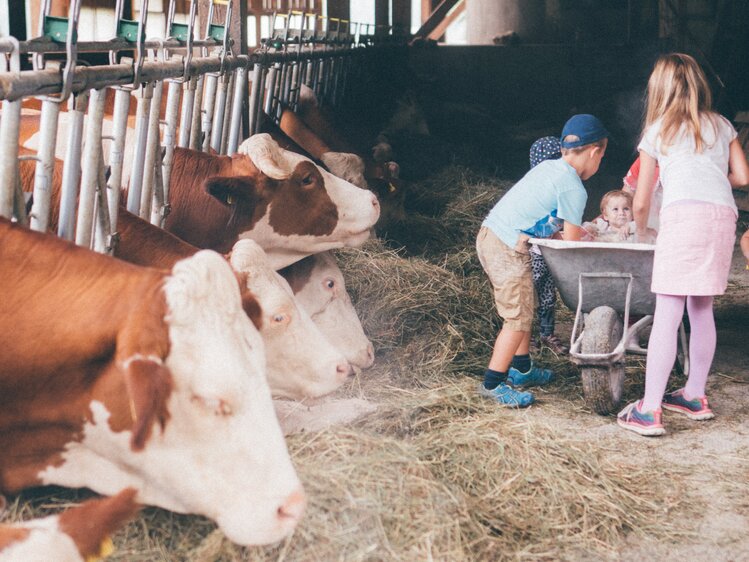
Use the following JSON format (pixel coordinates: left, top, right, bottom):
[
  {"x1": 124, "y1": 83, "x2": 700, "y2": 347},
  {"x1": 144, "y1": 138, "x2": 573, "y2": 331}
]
[
  {"x1": 375, "y1": 0, "x2": 388, "y2": 27},
  {"x1": 413, "y1": 0, "x2": 460, "y2": 39},
  {"x1": 427, "y1": 0, "x2": 463, "y2": 40},
  {"x1": 326, "y1": 0, "x2": 349, "y2": 21}
]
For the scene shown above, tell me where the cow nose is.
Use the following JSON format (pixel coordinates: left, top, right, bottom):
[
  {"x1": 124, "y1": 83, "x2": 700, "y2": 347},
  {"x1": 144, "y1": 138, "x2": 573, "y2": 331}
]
[
  {"x1": 277, "y1": 487, "x2": 306, "y2": 522},
  {"x1": 363, "y1": 343, "x2": 375, "y2": 368},
  {"x1": 336, "y1": 360, "x2": 354, "y2": 381}
]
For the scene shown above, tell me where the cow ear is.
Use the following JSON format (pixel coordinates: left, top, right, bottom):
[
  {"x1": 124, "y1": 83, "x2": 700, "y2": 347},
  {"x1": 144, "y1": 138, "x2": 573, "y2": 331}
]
[
  {"x1": 241, "y1": 286, "x2": 263, "y2": 330},
  {"x1": 204, "y1": 175, "x2": 261, "y2": 207},
  {"x1": 122, "y1": 358, "x2": 173, "y2": 451},
  {"x1": 117, "y1": 288, "x2": 173, "y2": 451}
]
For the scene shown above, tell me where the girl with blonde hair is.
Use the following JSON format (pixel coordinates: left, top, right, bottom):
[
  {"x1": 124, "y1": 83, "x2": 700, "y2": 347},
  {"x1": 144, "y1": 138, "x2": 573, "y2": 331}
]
[{"x1": 618, "y1": 53, "x2": 749, "y2": 436}]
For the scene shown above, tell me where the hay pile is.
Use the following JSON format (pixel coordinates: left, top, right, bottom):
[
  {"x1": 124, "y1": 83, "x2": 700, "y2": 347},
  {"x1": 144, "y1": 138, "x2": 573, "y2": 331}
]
[{"x1": 1, "y1": 152, "x2": 691, "y2": 561}]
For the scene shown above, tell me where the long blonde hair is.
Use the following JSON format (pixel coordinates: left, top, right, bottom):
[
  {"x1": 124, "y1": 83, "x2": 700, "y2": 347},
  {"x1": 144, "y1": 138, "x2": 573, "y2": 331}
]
[{"x1": 643, "y1": 53, "x2": 715, "y2": 153}]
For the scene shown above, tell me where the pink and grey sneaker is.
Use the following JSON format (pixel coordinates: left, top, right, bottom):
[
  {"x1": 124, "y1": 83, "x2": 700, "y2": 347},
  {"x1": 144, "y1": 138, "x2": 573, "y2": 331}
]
[
  {"x1": 617, "y1": 400, "x2": 666, "y2": 436},
  {"x1": 662, "y1": 389, "x2": 715, "y2": 421}
]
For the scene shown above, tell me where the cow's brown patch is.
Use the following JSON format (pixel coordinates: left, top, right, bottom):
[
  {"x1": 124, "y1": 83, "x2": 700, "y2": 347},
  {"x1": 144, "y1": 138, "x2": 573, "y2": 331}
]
[
  {"x1": 58, "y1": 488, "x2": 139, "y2": 558},
  {"x1": 267, "y1": 161, "x2": 338, "y2": 236},
  {"x1": 278, "y1": 255, "x2": 315, "y2": 293},
  {"x1": 0, "y1": 527, "x2": 30, "y2": 552}
]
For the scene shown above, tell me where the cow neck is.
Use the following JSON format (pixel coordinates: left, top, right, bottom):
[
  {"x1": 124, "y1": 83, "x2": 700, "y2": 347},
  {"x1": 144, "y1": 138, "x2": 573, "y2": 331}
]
[
  {"x1": 0, "y1": 219, "x2": 168, "y2": 493},
  {"x1": 166, "y1": 148, "x2": 246, "y2": 254},
  {"x1": 116, "y1": 207, "x2": 198, "y2": 269}
]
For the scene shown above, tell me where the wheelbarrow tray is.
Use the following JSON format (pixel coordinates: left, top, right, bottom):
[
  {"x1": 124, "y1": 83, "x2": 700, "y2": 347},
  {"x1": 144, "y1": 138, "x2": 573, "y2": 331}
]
[{"x1": 530, "y1": 238, "x2": 657, "y2": 317}]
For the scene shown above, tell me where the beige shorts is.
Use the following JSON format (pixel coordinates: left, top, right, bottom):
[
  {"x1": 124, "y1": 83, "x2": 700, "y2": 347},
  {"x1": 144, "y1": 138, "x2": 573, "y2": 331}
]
[{"x1": 476, "y1": 226, "x2": 535, "y2": 332}]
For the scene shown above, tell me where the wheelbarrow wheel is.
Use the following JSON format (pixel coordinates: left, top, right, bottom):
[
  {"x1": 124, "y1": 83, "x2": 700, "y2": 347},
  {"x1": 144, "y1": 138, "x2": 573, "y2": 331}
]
[{"x1": 580, "y1": 306, "x2": 625, "y2": 415}]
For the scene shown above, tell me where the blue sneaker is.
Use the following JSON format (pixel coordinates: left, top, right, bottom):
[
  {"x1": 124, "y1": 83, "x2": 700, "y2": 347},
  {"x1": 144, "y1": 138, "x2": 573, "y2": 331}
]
[
  {"x1": 478, "y1": 383, "x2": 535, "y2": 408},
  {"x1": 506, "y1": 363, "x2": 555, "y2": 388}
]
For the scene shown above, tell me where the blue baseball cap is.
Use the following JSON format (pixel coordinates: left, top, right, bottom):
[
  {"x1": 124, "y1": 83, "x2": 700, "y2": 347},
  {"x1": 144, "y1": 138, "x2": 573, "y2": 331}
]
[{"x1": 560, "y1": 114, "x2": 609, "y2": 148}]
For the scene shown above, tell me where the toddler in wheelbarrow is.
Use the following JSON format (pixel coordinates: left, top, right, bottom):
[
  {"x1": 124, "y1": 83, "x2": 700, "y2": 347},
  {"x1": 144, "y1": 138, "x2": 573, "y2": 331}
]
[{"x1": 476, "y1": 114, "x2": 609, "y2": 407}]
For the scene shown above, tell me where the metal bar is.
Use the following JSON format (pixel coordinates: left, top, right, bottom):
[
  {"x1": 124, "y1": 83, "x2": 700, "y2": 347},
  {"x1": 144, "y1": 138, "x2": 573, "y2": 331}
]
[
  {"x1": 57, "y1": 91, "x2": 87, "y2": 240},
  {"x1": 210, "y1": 72, "x2": 230, "y2": 153},
  {"x1": 126, "y1": 82, "x2": 153, "y2": 214},
  {"x1": 75, "y1": 88, "x2": 107, "y2": 249},
  {"x1": 139, "y1": 80, "x2": 164, "y2": 220},
  {"x1": 0, "y1": 99, "x2": 21, "y2": 219},
  {"x1": 178, "y1": 76, "x2": 197, "y2": 147},
  {"x1": 93, "y1": 158, "x2": 113, "y2": 254},
  {"x1": 162, "y1": 80, "x2": 181, "y2": 199},
  {"x1": 29, "y1": 99, "x2": 60, "y2": 232},
  {"x1": 189, "y1": 75, "x2": 205, "y2": 150},
  {"x1": 263, "y1": 64, "x2": 278, "y2": 118},
  {"x1": 227, "y1": 65, "x2": 247, "y2": 153},
  {"x1": 219, "y1": 70, "x2": 235, "y2": 154},
  {"x1": 106, "y1": 88, "x2": 131, "y2": 233},
  {"x1": 201, "y1": 74, "x2": 219, "y2": 151},
  {"x1": 0, "y1": 51, "x2": 362, "y2": 102}
]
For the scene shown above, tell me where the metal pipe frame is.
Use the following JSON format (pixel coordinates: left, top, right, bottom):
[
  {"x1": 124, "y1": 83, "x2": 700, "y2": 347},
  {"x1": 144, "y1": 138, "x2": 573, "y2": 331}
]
[
  {"x1": 139, "y1": 79, "x2": 164, "y2": 221},
  {"x1": 126, "y1": 82, "x2": 153, "y2": 214},
  {"x1": 227, "y1": 65, "x2": 247, "y2": 153},
  {"x1": 57, "y1": 91, "x2": 88, "y2": 240},
  {"x1": 75, "y1": 88, "x2": 107, "y2": 249},
  {"x1": 106, "y1": 87, "x2": 131, "y2": 235},
  {"x1": 29, "y1": 99, "x2": 60, "y2": 231}
]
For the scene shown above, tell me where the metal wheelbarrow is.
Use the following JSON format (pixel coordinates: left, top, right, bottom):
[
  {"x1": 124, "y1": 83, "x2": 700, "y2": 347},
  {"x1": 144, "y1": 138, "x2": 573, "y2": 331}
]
[{"x1": 530, "y1": 238, "x2": 690, "y2": 415}]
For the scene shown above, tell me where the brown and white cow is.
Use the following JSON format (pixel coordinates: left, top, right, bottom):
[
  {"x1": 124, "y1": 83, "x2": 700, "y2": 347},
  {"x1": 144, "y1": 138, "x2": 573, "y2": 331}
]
[
  {"x1": 167, "y1": 134, "x2": 380, "y2": 269},
  {"x1": 116, "y1": 210, "x2": 353, "y2": 399},
  {"x1": 0, "y1": 489, "x2": 138, "y2": 562},
  {"x1": 279, "y1": 97, "x2": 407, "y2": 229},
  {"x1": 0, "y1": 219, "x2": 304, "y2": 545},
  {"x1": 280, "y1": 251, "x2": 374, "y2": 369}
]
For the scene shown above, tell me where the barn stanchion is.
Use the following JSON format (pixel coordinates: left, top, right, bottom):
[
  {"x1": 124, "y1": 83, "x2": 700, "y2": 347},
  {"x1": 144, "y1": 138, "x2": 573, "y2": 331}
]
[
  {"x1": 248, "y1": 62, "x2": 265, "y2": 136},
  {"x1": 200, "y1": 72, "x2": 219, "y2": 151},
  {"x1": 189, "y1": 74, "x2": 205, "y2": 149},
  {"x1": 58, "y1": 91, "x2": 88, "y2": 240},
  {"x1": 263, "y1": 63, "x2": 279, "y2": 118},
  {"x1": 226, "y1": 65, "x2": 246, "y2": 153},
  {"x1": 219, "y1": 69, "x2": 236, "y2": 154},
  {"x1": 93, "y1": 151, "x2": 114, "y2": 254},
  {"x1": 178, "y1": 75, "x2": 197, "y2": 147},
  {"x1": 75, "y1": 87, "x2": 107, "y2": 249},
  {"x1": 161, "y1": 80, "x2": 182, "y2": 210},
  {"x1": 139, "y1": 50, "x2": 165, "y2": 222},
  {"x1": 126, "y1": 81, "x2": 153, "y2": 214},
  {"x1": 205, "y1": 0, "x2": 234, "y2": 154},
  {"x1": 0, "y1": 38, "x2": 22, "y2": 222}
]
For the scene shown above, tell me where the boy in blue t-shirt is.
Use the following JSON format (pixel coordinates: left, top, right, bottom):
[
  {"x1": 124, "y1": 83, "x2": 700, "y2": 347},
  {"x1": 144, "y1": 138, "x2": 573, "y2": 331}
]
[{"x1": 475, "y1": 114, "x2": 609, "y2": 407}]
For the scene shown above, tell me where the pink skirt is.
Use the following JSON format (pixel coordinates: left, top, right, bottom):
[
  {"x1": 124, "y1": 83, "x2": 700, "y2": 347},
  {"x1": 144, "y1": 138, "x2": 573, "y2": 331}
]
[{"x1": 651, "y1": 202, "x2": 737, "y2": 296}]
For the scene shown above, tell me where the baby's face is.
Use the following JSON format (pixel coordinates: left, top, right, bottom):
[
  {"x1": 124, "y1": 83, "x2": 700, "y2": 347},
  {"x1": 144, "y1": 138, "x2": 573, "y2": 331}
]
[{"x1": 603, "y1": 196, "x2": 633, "y2": 228}]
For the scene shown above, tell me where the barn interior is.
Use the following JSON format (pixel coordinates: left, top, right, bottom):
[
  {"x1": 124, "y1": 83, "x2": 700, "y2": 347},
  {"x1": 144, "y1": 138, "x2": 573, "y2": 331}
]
[{"x1": 2, "y1": 1, "x2": 749, "y2": 560}]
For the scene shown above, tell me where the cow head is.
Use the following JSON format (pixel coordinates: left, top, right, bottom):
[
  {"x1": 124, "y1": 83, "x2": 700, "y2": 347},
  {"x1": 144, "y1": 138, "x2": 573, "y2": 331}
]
[
  {"x1": 320, "y1": 151, "x2": 367, "y2": 189},
  {"x1": 217, "y1": 134, "x2": 380, "y2": 269},
  {"x1": 229, "y1": 239, "x2": 352, "y2": 399},
  {"x1": 40, "y1": 251, "x2": 305, "y2": 546},
  {"x1": 280, "y1": 251, "x2": 374, "y2": 369}
]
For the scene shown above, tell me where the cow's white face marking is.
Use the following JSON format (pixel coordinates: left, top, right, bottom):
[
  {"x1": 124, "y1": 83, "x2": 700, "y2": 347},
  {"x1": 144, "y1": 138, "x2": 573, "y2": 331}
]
[
  {"x1": 40, "y1": 251, "x2": 304, "y2": 546},
  {"x1": 230, "y1": 240, "x2": 350, "y2": 399},
  {"x1": 291, "y1": 252, "x2": 374, "y2": 369}
]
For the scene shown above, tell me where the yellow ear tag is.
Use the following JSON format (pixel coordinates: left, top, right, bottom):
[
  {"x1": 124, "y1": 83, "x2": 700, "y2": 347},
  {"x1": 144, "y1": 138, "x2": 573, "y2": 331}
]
[
  {"x1": 86, "y1": 536, "x2": 115, "y2": 562},
  {"x1": 226, "y1": 194, "x2": 236, "y2": 205},
  {"x1": 388, "y1": 183, "x2": 396, "y2": 194}
]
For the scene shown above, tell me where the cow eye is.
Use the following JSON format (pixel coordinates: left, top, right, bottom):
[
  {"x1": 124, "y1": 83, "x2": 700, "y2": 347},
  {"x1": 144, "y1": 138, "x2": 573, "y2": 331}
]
[
  {"x1": 272, "y1": 313, "x2": 287, "y2": 323},
  {"x1": 301, "y1": 174, "x2": 314, "y2": 187},
  {"x1": 324, "y1": 278, "x2": 335, "y2": 290}
]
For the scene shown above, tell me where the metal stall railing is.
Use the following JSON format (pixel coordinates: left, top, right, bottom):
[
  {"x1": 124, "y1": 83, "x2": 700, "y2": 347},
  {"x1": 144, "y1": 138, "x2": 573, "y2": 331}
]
[{"x1": 0, "y1": 1, "x2": 402, "y2": 255}]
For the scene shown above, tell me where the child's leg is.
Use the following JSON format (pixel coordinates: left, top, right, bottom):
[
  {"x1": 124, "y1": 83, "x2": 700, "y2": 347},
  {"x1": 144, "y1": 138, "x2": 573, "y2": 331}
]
[
  {"x1": 683, "y1": 295, "x2": 716, "y2": 399},
  {"x1": 489, "y1": 329, "x2": 531, "y2": 372},
  {"x1": 531, "y1": 253, "x2": 556, "y2": 336},
  {"x1": 641, "y1": 293, "x2": 686, "y2": 411}
]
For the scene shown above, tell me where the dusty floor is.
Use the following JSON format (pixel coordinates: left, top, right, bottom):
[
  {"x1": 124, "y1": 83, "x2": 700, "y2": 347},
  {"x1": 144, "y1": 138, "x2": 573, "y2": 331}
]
[{"x1": 530, "y1": 242, "x2": 749, "y2": 561}]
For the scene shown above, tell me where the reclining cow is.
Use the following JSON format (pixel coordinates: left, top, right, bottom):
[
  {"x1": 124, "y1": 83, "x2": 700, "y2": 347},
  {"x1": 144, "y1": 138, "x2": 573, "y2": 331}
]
[{"x1": 0, "y1": 219, "x2": 304, "y2": 546}]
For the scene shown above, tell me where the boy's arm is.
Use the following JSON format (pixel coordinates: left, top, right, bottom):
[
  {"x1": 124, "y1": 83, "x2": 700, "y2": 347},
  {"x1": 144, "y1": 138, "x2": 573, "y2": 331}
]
[
  {"x1": 633, "y1": 151, "x2": 657, "y2": 240},
  {"x1": 728, "y1": 139, "x2": 749, "y2": 188},
  {"x1": 561, "y1": 222, "x2": 585, "y2": 241}
]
